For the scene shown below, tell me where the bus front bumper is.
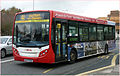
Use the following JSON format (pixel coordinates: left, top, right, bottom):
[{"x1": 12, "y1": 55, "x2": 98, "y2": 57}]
[{"x1": 13, "y1": 53, "x2": 55, "y2": 64}]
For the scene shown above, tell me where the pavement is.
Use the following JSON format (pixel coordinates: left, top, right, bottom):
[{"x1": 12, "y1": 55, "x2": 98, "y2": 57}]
[{"x1": 88, "y1": 65, "x2": 119, "y2": 75}]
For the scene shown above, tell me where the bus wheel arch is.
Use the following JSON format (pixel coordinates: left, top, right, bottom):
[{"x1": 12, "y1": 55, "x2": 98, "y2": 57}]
[{"x1": 69, "y1": 48, "x2": 77, "y2": 63}]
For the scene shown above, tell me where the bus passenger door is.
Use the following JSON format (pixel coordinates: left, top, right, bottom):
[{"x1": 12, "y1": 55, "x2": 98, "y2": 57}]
[
  {"x1": 55, "y1": 22, "x2": 67, "y2": 61},
  {"x1": 61, "y1": 23, "x2": 67, "y2": 59}
]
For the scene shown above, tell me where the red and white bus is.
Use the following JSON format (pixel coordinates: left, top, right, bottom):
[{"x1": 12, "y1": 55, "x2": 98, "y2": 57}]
[{"x1": 12, "y1": 10, "x2": 115, "y2": 63}]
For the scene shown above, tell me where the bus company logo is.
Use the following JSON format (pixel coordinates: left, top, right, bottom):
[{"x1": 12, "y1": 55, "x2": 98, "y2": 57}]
[
  {"x1": 55, "y1": 13, "x2": 72, "y2": 19},
  {"x1": 25, "y1": 49, "x2": 32, "y2": 51}
]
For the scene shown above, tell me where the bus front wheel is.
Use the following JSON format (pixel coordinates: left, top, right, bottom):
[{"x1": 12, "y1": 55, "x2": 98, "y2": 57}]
[{"x1": 70, "y1": 50, "x2": 77, "y2": 63}]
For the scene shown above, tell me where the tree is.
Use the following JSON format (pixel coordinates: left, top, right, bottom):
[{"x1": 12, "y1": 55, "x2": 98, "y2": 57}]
[{"x1": 1, "y1": 7, "x2": 22, "y2": 36}]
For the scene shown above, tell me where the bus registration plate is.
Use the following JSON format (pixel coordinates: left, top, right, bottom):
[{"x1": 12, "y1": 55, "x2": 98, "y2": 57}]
[{"x1": 24, "y1": 59, "x2": 33, "y2": 62}]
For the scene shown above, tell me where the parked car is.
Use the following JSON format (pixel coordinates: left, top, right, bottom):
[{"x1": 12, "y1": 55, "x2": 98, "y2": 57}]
[{"x1": 0, "y1": 36, "x2": 12, "y2": 58}]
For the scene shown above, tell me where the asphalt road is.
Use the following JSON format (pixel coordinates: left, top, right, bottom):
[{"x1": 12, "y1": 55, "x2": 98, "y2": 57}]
[{"x1": 1, "y1": 41, "x2": 119, "y2": 75}]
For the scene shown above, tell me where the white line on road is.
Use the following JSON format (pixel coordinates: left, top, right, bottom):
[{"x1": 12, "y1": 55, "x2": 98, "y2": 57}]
[{"x1": 1, "y1": 59, "x2": 14, "y2": 64}]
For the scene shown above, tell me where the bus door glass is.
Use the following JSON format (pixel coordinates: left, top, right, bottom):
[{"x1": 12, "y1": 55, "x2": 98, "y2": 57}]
[
  {"x1": 55, "y1": 22, "x2": 67, "y2": 61},
  {"x1": 62, "y1": 23, "x2": 67, "y2": 58}
]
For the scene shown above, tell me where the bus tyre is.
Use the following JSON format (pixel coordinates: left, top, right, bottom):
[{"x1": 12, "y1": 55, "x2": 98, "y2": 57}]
[
  {"x1": 104, "y1": 45, "x2": 108, "y2": 54},
  {"x1": 70, "y1": 50, "x2": 77, "y2": 63},
  {"x1": 1, "y1": 49, "x2": 6, "y2": 58}
]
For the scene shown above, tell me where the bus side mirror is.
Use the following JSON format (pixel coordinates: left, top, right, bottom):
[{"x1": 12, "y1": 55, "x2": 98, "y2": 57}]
[{"x1": 57, "y1": 23, "x2": 61, "y2": 29}]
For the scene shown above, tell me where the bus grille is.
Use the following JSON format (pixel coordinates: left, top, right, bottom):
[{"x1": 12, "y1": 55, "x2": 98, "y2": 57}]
[{"x1": 19, "y1": 51, "x2": 39, "y2": 57}]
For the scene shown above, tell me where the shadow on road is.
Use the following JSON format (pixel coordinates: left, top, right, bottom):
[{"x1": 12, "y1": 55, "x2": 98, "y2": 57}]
[
  {"x1": 16, "y1": 52, "x2": 112, "y2": 70},
  {"x1": 1, "y1": 54, "x2": 13, "y2": 59},
  {"x1": 6, "y1": 54, "x2": 13, "y2": 57}
]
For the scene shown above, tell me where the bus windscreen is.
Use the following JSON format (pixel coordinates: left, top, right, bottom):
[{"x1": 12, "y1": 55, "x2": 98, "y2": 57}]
[{"x1": 13, "y1": 12, "x2": 50, "y2": 47}]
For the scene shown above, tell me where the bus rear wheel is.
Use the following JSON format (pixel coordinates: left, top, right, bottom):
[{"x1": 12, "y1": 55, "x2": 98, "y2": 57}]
[{"x1": 70, "y1": 50, "x2": 77, "y2": 63}]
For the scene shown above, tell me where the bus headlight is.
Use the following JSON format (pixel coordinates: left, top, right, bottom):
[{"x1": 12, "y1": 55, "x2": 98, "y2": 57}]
[
  {"x1": 13, "y1": 48, "x2": 19, "y2": 55},
  {"x1": 43, "y1": 52, "x2": 45, "y2": 55},
  {"x1": 39, "y1": 49, "x2": 48, "y2": 57},
  {"x1": 45, "y1": 50, "x2": 47, "y2": 52}
]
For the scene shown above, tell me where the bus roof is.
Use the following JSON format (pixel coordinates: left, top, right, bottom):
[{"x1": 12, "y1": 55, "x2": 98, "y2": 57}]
[
  {"x1": 16, "y1": 10, "x2": 115, "y2": 26},
  {"x1": 52, "y1": 11, "x2": 115, "y2": 26}
]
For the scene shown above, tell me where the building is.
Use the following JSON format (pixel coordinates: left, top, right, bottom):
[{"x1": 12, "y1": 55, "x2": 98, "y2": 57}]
[
  {"x1": 98, "y1": 10, "x2": 120, "y2": 36},
  {"x1": 97, "y1": 17, "x2": 107, "y2": 21}
]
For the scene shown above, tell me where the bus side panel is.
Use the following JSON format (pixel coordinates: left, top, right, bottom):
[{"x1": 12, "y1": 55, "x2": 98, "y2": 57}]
[
  {"x1": 47, "y1": 11, "x2": 55, "y2": 63},
  {"x1": 84, "y1": 42, "x2": 97, "y2": 56},
  {"x1": 67, "y1": 41, "x2": 108, "y2": 60},
  {"x1": 37, "y1": 46, "x2": 55, "y2": 63},
  {"x1": 97, "y1": 41, "x2": 106, "y2": 53},
  {"x1": 108, "y1": 40, "x2": 116, "y2": 50},
  {"x1": 67, "y1": 43, "x2": 85, "y2": 61}
]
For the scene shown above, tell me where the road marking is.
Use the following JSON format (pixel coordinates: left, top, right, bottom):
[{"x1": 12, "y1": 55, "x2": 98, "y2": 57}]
[
  {"x1": 105, "y1": 56, "x2": 110, "y2": 59},
  {"x1": 111, "y1": 53, "x2": 119, "y2": 66},
  {"x1": 43, "y1": 68, "x2": 54, "y2": 73},
  {"x1": 0, "y1": 59, "x2": 14, "y2": 64},
  {"x1": 97, "y1": 56, "x2": 101, "y2": 58},
  {"x1": 98, "y1": 55, "x2": 110, "y2": 59},
  {"x1": 76, "y1": 53, "x2": 120, "y2": 76},
  {"x1": 97, "y1": 53, "x2": 115, "y2": 59},
  {"x1": 101, "y1": 56, "x2": 105, "y2": 58}
]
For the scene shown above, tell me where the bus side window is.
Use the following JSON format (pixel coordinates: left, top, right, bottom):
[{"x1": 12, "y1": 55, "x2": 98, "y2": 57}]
[
  {"x1": 104, "y1": 26, "x2": 115, "y2": 40},
  {"x1": 113, "y1": 27, "x2": 115, "y2": 39},
  {"x1": 79, "y1": 27, "x2": 88, "y2": 41},
  {"x1": 108, "y1": 26, "x2": 114, "y2": 40},
  {"x1": 89, "y1": 24, "x2": 96, "y2": 41},
  {"x1": 97, "y1": 25, "x2": 104, "y2": 41},
  {"x1": 68, "y1": 21, "x2": 78, "y2": 36},
  {"x1": 104, "y1": 26, "x2": 109, "y2": 40}
]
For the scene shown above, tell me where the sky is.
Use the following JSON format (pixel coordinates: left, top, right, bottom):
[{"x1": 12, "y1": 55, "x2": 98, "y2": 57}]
[{"x1": 0, "y1": 0, "x2": 120, "y2": 18}]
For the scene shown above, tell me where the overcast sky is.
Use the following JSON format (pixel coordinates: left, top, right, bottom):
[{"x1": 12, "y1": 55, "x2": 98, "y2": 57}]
[{"x1": 1, "y1": 0, "x2": 120, "y2": 18}]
